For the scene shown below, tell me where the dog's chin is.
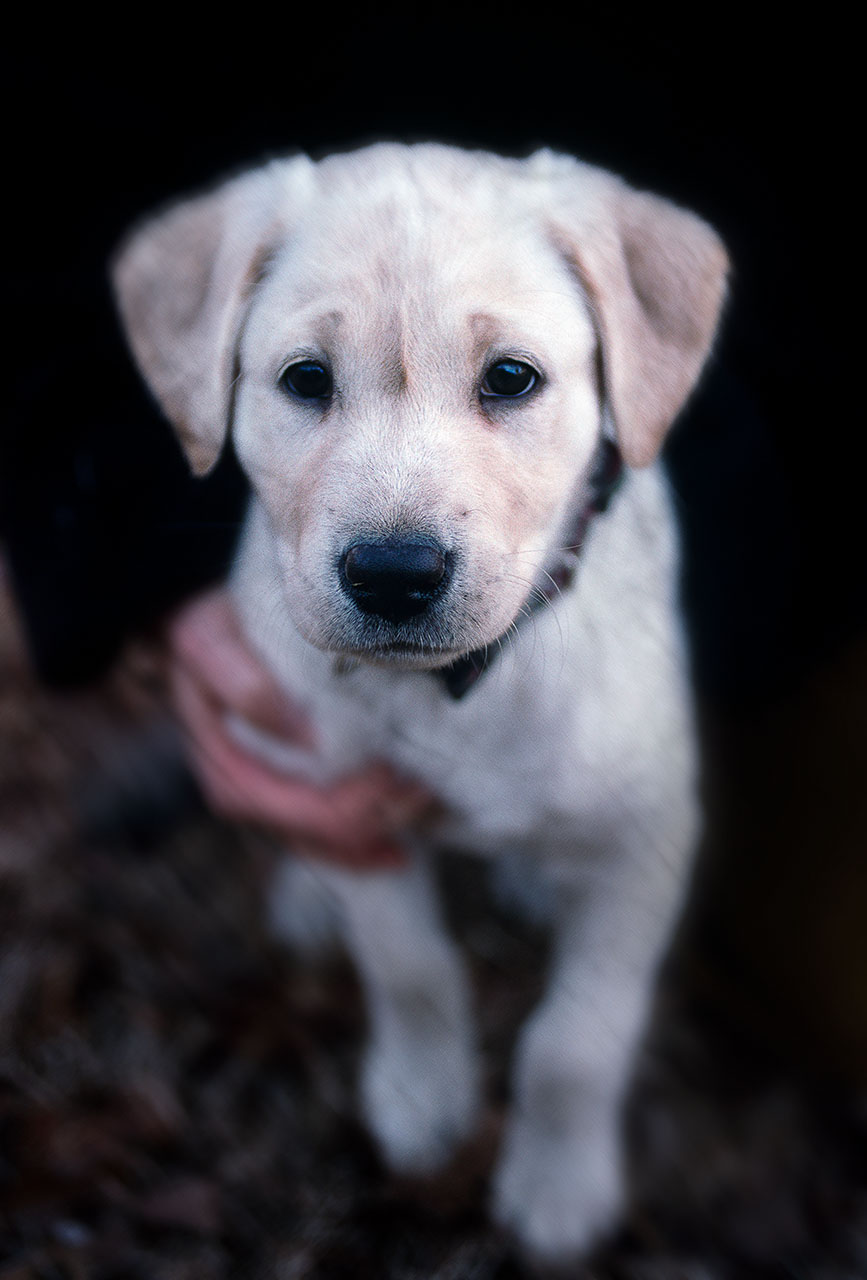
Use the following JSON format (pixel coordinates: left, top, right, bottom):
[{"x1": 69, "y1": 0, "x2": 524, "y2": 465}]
[
  {"x1": 295, "y1": 597, "x2": 522, "y2": 674},
  {"x1": 297, "y1": 633, "x2": 472, "y2": 673},
  {"x1": 342, "y1": 641, "x2": 470, "y2": 673},
  {"x1": 298, "y1": 620, "x2": 490, "y2": 673}
]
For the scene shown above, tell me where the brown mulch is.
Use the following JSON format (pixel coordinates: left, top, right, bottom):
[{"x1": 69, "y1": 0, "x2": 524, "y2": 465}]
[{"x1": 1, "y1": 582, "x2": 865, "y2": 1279}]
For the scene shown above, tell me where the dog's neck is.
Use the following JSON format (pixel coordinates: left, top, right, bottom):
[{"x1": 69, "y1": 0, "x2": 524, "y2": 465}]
[{"x1": 436, "y1": 439, "x2": 624, "y2": 700}]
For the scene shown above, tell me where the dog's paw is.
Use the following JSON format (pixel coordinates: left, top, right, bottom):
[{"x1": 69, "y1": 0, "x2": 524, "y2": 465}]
[
  {"x1": 361, "y1": 1031, "x2": 479, "y2": 1175},
  {"x1": 267, "y1": 856, "x2": 342, "y2": 957},
  {"x1": 491, "y1": 1119, "x2": 622, "y2": 1265}
]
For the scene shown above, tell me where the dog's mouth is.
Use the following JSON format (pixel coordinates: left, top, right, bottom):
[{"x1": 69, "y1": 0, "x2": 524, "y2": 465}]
[
  {"x1": 312, "y1": 576, "x2": 530, "y2": 675},
  {"x1": 339, "y1": 638, "x2": 473, "y2": 672},
  {"x1": 294, "y1": 546, "x2": 527, "y2": 675}
]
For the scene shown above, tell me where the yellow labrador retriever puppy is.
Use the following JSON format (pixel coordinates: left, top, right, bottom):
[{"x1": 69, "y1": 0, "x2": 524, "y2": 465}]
[{"x1": 113, "y1": 143, "x2": 727, "y2": 1265}]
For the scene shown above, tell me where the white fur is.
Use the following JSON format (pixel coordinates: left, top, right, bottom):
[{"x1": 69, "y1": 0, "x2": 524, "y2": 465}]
[{"x1": 112, "y1": 142, "x2": 727, "y2": 1265}]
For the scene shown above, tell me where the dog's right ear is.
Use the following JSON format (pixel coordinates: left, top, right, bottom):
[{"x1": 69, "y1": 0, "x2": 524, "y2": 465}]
[{"x1": 111, "y1": 157, "x2": 315, "y2": 475}]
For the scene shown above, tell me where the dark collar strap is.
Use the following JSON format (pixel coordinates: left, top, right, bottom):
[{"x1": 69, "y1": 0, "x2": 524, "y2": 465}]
[{"x1": 437, "y1": 439, "x2": 624, "y2": 700}]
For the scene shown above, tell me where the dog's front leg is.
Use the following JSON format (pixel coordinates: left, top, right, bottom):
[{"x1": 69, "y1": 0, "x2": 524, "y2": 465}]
[
  {"x1": 492, "y1": 851, "x2": 686, "y2": 1263},
  {"x1": 316, "y1": 852, "x2": 480, "y2": 1174}
]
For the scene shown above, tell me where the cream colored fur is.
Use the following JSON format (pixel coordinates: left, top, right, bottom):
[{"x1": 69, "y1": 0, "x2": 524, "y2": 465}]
[{"x1": 112, "y1": 143, "x2": 727, "y2": 1265}]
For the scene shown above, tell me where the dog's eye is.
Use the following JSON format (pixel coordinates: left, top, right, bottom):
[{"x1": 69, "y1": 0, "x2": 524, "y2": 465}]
[
  {"x1": 280, "y1": 360, "x2": 333, "y2": 400},
  {"x1": 480, "y1": 359, "x2": 539, "y2": 399}
]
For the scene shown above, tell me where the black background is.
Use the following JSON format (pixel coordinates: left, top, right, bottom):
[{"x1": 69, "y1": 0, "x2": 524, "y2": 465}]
[{"x1": 4, "y1": 14, "x2": 861, "y2": 696}]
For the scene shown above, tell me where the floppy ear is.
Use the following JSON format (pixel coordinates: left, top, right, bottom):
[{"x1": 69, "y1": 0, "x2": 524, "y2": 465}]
[
  {"x1": 111, "y1": 157, "x2": 314, "y2": 475},
  {"x1": 544, "y1": 156, "x2": 729, "y2": 468}
]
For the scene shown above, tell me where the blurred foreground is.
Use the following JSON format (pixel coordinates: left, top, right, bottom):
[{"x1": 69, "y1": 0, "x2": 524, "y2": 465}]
[{"x1": 0, "y1": 575, "x2": 865, "y2": 1280}]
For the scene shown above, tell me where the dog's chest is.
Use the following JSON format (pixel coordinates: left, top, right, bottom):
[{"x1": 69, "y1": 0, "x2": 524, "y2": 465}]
[
  {"x1": 323, "y1": 657, "x2": 593, "y2": 845},
  {"x1": 226, "y1": 612, "x2": 591, "y2": 849}
]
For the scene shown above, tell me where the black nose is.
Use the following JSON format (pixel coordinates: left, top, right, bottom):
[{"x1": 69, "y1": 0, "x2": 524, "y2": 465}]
[{"x1": 339, "y1": 537, "x2": 450, "y2": 622}]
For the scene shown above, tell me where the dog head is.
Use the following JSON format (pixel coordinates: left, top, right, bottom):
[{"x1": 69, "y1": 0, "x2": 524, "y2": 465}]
[{"x1": 113, "y1": 144, "x2": 727, "y2": 669}]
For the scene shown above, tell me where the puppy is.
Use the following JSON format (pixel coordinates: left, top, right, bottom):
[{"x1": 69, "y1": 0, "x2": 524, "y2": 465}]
[{"x1": 112, "y1": 143, "x2": 727, "y2": 1265}]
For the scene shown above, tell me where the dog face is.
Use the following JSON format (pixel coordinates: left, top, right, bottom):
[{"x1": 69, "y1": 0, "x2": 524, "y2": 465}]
[
  {"x1": 113, "y1": 144, "x2": 727, "y2": 668},
  {"x1": 231, "y1": 171, "x2": 601, "y2": 666}
]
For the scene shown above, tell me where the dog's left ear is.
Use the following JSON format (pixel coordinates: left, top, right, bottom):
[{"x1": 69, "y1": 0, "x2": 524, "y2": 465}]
[{"x1": 545, "y1": 158, "x2": 729, "y2": 468}]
